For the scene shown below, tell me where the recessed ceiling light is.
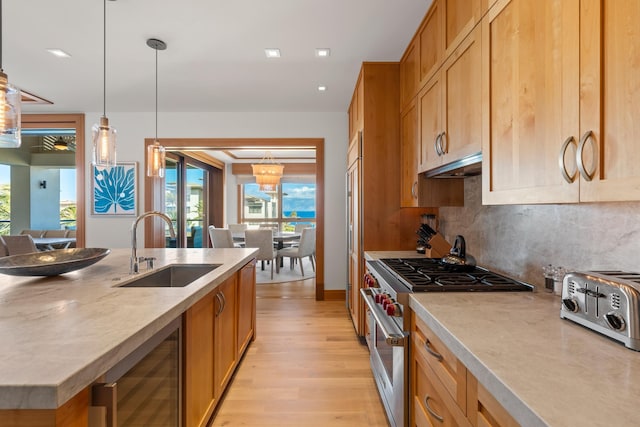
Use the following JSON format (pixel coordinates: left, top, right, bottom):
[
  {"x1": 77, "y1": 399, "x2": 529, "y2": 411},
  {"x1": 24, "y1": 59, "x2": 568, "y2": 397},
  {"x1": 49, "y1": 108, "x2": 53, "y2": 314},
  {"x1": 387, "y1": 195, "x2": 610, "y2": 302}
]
[
  {"x1": 265, "y1": 48, "x2": 281, "y2": 58},
  {"x1": 46, "y1": 48, "x2": 71, "y2": 58},
  {"x1": 317, "y1": 85, "x2": 327, "y2": 92},
  {"x1": 315, "y1": 48, "x2": 331, "y2": 57}
]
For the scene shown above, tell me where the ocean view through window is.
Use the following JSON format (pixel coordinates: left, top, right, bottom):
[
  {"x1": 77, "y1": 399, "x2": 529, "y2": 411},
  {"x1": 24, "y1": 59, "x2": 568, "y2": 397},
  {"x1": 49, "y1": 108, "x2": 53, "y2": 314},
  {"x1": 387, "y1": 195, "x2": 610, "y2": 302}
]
[{"x1": 242, "y1": 182, "x2": 316, "y2": 231}]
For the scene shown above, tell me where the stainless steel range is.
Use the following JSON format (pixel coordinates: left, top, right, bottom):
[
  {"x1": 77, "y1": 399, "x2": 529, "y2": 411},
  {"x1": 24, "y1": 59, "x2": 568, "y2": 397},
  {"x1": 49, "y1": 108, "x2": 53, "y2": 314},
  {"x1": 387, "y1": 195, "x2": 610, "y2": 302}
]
[{"x1": 362, "y1": 257, "x2": 533, "y2": 427}]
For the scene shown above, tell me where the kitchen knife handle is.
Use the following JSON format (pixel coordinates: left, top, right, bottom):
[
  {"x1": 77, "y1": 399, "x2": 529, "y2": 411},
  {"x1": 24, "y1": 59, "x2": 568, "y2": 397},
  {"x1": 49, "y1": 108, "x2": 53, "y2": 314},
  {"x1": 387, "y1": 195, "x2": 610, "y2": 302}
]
[
  {"x1": 558, "y1": 135, "x2": 577, "y2": 183},
  {"x1": 577, "y1": 130, "x2": 596, "y2": 181}
]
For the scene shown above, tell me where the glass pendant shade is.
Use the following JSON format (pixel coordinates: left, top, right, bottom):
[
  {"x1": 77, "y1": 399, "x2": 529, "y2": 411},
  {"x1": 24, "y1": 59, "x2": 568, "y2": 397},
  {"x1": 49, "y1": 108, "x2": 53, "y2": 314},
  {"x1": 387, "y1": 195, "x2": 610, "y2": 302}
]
[
  {"x1": 0, "y1": 71, "x2": 21, "y2": 148},
  {"x1": 147, "y1": 140, "x2": 166, "y2": 178},
  {"x1": 92, "y1": 116, "x2": 117, "y2": 167}
]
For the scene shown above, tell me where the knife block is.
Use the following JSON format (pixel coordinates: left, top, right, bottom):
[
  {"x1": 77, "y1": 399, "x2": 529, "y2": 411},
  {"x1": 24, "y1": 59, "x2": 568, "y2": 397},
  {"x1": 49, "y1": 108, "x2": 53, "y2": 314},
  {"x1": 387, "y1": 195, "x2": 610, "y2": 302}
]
[{"x1": 425, "y1": 233, "x2": 452, "y2": 258}]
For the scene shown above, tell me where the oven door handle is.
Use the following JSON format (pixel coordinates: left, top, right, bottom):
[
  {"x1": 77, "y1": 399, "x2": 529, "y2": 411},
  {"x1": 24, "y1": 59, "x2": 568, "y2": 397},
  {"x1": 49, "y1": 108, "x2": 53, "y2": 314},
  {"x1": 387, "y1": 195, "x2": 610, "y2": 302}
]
[{"x1": 360, "y1": 288, "x2": 407, "y2": 346}]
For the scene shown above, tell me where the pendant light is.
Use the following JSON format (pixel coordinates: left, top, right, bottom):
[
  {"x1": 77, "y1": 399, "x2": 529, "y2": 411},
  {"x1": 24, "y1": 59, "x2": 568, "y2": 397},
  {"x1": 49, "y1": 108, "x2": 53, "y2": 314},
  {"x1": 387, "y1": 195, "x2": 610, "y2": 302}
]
[
  {"x1": 92, "y1": 0, "x2": 116, "y2": 167},
  {"x1": 252, "y1": 151, "x2": 284, "y2": 192},
  {"x1": 146, "y1": 38, "x2": 166, "y2": 178},
  {"x1": 0, "y1": 0, "x2": 21, "y2": 148}
]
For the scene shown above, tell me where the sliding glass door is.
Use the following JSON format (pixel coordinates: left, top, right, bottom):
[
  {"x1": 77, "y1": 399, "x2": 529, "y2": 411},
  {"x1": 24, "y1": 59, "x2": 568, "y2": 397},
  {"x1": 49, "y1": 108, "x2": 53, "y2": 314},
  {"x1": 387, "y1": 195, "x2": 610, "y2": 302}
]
[{"x1": 165, "y1": 154, "x2": 217, "y2": 248}]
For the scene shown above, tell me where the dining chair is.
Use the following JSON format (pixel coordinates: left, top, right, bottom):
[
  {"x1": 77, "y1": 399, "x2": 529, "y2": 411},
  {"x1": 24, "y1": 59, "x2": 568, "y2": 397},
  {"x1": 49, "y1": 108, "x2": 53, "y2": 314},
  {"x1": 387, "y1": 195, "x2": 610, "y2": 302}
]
[
  {"x1": 20, "y1": 229, "x2": 44, "y2": 238},
  {"x1": 227, "y1": 223, "x2": 248, "y2": 233},
  {"x1": 0, "y1": 237, "x2": 7, "y2": 257},
  {"x1": 244, "y1": 229, "x2": 278, "y2": 279},
  {"x1": 43, "y1": 230, "x2": 69, "y2": 238},
  {"x1": 1, "y1": 235, "x2": 39, "y2": 255},
  {"x1": 208, "y1": 226, "x2": 235, "y2": 248},
  {"x1": 277, "y1": 228, "x2": 316, "y2": 276}
]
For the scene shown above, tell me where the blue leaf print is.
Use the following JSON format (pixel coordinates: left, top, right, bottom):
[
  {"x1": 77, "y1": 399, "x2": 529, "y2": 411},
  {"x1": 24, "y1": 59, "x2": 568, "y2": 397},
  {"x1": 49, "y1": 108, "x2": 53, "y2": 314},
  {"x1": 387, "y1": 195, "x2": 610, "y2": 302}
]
[{"x1": 94, "y1": 165, "x2": 136, "y2": 214}]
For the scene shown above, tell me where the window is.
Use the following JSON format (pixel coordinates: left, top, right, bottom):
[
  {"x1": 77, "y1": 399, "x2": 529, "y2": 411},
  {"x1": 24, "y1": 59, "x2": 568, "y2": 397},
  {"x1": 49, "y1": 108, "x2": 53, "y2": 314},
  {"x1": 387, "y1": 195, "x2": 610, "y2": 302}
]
[
  {"x1": 241, "y1": 181, "x2": 316, "y2": 231},
  {"x1": 165, "y1": 154, "x2": 216, "y2": 248}
]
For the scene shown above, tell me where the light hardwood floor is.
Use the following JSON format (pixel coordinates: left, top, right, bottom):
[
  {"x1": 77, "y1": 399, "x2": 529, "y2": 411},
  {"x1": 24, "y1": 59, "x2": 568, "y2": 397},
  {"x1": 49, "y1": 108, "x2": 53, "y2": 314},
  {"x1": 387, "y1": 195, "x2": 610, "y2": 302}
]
[{"x1": 210, "y1": 278, "x2": 389, "y2": 426}]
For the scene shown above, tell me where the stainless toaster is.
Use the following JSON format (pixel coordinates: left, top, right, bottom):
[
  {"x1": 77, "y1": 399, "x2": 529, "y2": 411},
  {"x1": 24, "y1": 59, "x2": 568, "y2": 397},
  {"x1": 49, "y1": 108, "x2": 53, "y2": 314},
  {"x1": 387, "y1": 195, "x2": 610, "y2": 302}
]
[{"x1": 560, "y1": 271, "x2": 640, "y2": 351}]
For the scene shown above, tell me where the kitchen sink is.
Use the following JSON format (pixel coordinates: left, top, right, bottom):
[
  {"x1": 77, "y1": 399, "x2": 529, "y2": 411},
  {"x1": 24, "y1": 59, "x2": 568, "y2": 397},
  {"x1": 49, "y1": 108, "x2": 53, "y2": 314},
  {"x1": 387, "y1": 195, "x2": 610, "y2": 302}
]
[{"x1": 118, "y1": 264, "x2": 220, "y2": 288}]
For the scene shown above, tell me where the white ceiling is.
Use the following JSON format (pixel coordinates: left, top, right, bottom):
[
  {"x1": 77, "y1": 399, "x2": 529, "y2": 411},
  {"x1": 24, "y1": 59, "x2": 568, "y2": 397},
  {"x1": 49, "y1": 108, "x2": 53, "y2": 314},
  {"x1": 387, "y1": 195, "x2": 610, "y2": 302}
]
[{"x1": 6, "y1": 0, "x2": 431, "y2": 114}]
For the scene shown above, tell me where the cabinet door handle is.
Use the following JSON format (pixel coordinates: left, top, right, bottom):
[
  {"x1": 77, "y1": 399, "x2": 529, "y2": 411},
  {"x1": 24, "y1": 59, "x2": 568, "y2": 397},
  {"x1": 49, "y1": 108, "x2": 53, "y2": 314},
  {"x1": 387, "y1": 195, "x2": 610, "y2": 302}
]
[
  {"x1": 558, "y1": 135, "x2": 577, "y2": 183},
  {"x1": 215, "y1": 293, "x2": 223, "y2": 317},
  {"x1": 424, "y1": 395, "x2": 444, "y2": 422},
  {"x1": 219, "y1": 290, "x2": 227, "y2": 313},
  {"x1": 576, "y1": 130, "x2": 596, "y2": 181},
  {"x1": 425, "y1": 339, "x2": 443, "y2": 361},
  {"x1": 411, "y1": 181, "x2": 418, "y2": 199},
  {"x1": 439, "y1": 132, "x2": 447, "y2": 155},
  {"x1": 434, "y1": 134, "x2": 443, "y2": 156}
]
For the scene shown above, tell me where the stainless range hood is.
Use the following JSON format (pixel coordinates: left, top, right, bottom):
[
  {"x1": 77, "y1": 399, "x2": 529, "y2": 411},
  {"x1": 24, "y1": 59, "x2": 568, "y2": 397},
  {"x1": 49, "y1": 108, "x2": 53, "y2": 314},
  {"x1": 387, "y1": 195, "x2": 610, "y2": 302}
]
[{"x1": 423, "y1": 152, "x2": 482, "y2": 178}]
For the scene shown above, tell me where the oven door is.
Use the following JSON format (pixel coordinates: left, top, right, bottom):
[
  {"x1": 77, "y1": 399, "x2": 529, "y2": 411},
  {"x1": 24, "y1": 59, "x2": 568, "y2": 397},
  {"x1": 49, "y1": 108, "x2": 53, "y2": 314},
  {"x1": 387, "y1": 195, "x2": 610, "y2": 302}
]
[{"x1": 361, "y1": 288, "x2": 408, "y2": 427}]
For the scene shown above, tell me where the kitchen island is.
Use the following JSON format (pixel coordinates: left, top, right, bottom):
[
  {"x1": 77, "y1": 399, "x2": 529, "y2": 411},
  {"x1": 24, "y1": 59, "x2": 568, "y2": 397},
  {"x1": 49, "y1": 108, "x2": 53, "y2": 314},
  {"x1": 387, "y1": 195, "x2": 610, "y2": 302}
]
[
  {"x1": 0, "y1": 247, "x2": 257, "y2": 425},
  {"x1": 410, "y1": 291, "x2": 640, "y2": 426}
]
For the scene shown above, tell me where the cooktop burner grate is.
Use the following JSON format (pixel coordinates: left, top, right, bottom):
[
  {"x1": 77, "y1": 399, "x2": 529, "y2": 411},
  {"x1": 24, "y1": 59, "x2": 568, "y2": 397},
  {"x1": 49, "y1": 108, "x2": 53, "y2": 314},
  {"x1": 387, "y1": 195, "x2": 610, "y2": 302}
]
[{"x1": 379, "y1": 258, "x2": 533, "y2": 292}]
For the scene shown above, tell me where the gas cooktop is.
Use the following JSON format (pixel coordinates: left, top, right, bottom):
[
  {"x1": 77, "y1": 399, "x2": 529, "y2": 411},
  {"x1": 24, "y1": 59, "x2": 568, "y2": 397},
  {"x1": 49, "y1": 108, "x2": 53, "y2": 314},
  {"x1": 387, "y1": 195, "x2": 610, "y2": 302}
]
[{"x1": 379, "y1": 258, "x2": 533, "y2": 292}]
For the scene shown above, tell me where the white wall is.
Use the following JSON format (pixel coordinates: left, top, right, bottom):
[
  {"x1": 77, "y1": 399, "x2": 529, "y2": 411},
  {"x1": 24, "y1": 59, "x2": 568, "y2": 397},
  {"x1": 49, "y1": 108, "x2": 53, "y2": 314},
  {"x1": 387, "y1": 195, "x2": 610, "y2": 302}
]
[{"x1": 83, "y1": 111, "x2": 348, "y2": 290}]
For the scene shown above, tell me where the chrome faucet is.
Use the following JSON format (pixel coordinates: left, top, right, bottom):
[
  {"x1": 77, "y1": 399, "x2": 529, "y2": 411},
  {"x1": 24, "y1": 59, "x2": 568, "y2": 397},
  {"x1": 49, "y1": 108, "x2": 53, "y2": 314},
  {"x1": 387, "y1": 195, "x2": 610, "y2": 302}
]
[{"x1": 130, "y1": 211, "x2": 176, "y2": 274}]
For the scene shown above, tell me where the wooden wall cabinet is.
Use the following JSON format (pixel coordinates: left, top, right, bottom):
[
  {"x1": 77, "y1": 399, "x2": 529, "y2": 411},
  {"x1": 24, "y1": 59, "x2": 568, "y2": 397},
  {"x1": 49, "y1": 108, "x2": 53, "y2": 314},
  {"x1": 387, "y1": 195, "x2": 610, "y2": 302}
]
[
  {"x1": 400, "y1": 0, "x2": 487, "y2": 112},
  {"x1": 348, "y1": 74, "x2": 365, "y2": 143},
  {"x1": 420, "y1": 25, "x2": 482, "y2": 174},
  {"x1": 400, "y1": 99, "x2": 420, "y2": 207},
  {"x1": 184, "y1": 260, "x2": 256, "y2": 427},
  {"x1": 482, "y1": 0, "x2": 640, "y2": 205},
  {"x1": 346, "y1": 63, "x2": 428, "y2": 336},
  {"x1": 401, "y1": 96, "x2": 464, "y2": 208},
  {"x1": 411, "y1": 311, "x2": 516, "y2": 427}
]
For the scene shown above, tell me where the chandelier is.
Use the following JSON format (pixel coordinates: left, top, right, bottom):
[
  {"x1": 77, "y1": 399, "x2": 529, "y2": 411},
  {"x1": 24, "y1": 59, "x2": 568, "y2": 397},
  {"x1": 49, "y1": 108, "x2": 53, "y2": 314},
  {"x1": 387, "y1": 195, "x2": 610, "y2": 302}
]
[{"x1": 252, "y1": 151, "x2": 284, "y2": 192}]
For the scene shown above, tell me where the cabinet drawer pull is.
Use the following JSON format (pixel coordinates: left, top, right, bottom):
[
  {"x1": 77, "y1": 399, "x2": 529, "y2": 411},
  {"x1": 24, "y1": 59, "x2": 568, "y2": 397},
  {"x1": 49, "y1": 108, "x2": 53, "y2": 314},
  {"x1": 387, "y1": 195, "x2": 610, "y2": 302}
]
[
  {"x1": 425, "y1": 339, "x2": 443, "y2": 361},
  {"x1": 558, "y1": 135, "x2": 577, "y2": 183},
  {"x1": 424, "y1": 395, "x2": 444, "y2": 422},
  {"x1": 576, "y1": 130, "x2": 596, "y2": 181},
  {"x1": 411, "y1": 181, "x2": 418, "y2": 199}
]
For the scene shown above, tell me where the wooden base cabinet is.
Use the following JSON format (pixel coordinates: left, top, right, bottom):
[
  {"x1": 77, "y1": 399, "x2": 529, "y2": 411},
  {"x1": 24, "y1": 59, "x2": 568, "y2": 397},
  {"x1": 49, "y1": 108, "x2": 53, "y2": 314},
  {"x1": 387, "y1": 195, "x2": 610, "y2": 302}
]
[
  {"x1": 411, "y1": 311, "x2": 518, "y2": 427},
  {"x1": 184, "y1": 259, "x2": 256, "y2": 427}
]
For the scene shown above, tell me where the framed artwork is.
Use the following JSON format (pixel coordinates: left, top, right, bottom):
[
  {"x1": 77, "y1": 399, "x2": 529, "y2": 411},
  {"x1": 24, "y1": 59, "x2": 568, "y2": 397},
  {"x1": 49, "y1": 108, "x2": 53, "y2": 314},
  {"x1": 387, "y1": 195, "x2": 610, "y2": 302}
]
[{"x1": 92, "y1": 162, "x2": 138, "y2": 216}]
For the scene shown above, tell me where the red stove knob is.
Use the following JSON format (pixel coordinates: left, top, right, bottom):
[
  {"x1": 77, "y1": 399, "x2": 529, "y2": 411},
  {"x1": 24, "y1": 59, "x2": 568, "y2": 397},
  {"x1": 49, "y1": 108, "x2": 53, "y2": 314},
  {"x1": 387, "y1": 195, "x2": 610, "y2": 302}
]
[
  {"x1": 386, "y1": 304, "x2": 396, "y2": 316},
  {"x1": 374, "y1": 293, "x2": 382, "y2": 303},
  {"x1": 382, "y1": 297, "x2": 394, "y2": 310}
]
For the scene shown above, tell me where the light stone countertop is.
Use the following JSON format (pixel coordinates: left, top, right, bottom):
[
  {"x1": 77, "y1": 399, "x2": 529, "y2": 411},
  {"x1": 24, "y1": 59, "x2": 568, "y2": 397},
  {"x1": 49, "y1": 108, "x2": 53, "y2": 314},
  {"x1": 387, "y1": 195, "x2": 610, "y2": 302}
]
[
  {"x1": 410, "y1": 291, "x2": 640, "y2": 427},
  {"x1": 0, "y1": 247, "x2": 257, "y2": 410}
]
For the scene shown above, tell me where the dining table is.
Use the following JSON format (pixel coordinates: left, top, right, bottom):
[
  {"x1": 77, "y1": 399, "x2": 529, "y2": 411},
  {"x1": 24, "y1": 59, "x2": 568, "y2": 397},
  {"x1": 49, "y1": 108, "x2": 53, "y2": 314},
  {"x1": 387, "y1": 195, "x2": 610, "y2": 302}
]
[
  {"x1": 32, "y1": 237, "x2": 76, "y2": 251},
  {"x1": 233, "y1": 231, "x2": 301, "y2": 267}
]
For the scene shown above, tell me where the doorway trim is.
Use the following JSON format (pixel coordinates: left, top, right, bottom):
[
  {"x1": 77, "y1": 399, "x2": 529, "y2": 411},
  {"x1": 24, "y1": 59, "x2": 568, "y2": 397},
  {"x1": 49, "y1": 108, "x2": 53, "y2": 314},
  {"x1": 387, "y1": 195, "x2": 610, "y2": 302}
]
[
  {"x1": 143, "y1": 137, "x2": 326, "y2": 300},
  {"x1": 22, "y1": 114, "x2": 85, "y2": 248}
]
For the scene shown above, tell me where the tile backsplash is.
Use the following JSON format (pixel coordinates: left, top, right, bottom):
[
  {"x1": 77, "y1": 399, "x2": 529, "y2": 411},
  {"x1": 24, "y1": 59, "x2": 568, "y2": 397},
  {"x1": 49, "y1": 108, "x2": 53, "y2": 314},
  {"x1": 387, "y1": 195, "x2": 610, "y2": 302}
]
[{"x1": 439, "y1": 176, "x2": 640, "y2": 289}]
